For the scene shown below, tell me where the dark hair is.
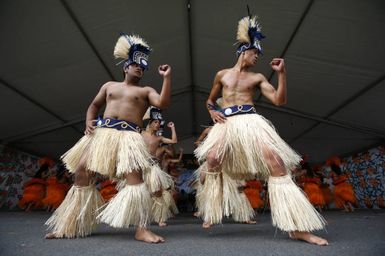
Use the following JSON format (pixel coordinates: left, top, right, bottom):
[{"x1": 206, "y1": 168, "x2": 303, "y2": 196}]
[
  {"x1": 149, "y1": 119, "x2": 160, "y2": 124},
  {"x1": 302, "y1": 162, "x2": 315, "y2": 177},
  {"x1": 34, "y1": 164, "x2": 49, "y2": 178},
  {"x1": 331, "y1": 164, "x2": 342, "y2": 175}
]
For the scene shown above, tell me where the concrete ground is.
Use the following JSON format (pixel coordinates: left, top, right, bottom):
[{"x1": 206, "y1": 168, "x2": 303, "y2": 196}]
[{"x1": 0, "y1": 209, "x2": 384, "y2": 256}]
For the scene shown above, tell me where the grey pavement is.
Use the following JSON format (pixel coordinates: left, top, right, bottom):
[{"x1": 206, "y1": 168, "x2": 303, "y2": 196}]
[{"x1": 0, "y1": 209, "x2": 384, "y2": 256}]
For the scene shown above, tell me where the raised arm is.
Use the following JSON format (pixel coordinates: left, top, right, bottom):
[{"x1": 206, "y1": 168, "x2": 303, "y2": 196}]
[
  {"x1": 161, "y1": 122, "x2": 177, "y2": 144},
  {"x1": 194, "y1": 127, "x2": 211, "y2": 146},
  {"x1": 84, "y1": 82, "x2": 109, "y2": 134},
  {"x1": 207, "y1": 70, "x2": 226, "y2": 123},
  {"x1": 169, "y1": 148, "x2": 184, "y2": 164},
  {"x1": 259, "y1": 58, "x2": 287, "y2": 106},
  {"x1": 148, "y1": 64, "x2": 172, "y2": 109}
]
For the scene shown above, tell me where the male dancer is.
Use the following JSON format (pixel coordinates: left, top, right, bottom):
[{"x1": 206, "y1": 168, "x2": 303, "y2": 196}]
[
  {"x1": 45, "y1": 33, "x2": 171, "y2": 243},
  {"x1": 142, "y1": 107, "x2": 178, "y2": 226},
  {"x1": 195, "y1": 15, "x2": 328, "y2": 245}
]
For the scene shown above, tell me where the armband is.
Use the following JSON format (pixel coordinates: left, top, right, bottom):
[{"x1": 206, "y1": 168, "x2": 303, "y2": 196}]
[{"x1": 207, "y1": 103, "x2": 216, "y2": 110}]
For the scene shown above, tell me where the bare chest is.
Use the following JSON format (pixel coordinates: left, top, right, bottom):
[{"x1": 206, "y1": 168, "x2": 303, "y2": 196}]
[
  {"x1": 142, "y1": 133, "x2": 161, "y2": 148},
  {"x1": 221, "y1": 73, "x2": 256, "y2": 93},
  {"x1": 106, "y1": 85, "x2": 147, "y2": 104}
]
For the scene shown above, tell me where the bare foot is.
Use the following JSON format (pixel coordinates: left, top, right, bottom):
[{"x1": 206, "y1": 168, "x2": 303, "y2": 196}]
[
  {"x1": 202, "y1": 222, "x2": 212, "y2": 229},
  {"x1": 243, "y1": 220, "x2": 257, "y2": 224},
  {"x1": 193, "y1": 211, "x2": 200, "y2": 217},
  {"x1": 158, "y1": 222, "x2": 167, "y2": 227},
  {"x1": 45, "y1": 232, "x2": 58, "y2": 239},
  {"x1": 289, "y1": 231, "x2": 329, "y2": 246},
  {"x1": 135, "y1": 228, "x2": 165, "y2": 243}
]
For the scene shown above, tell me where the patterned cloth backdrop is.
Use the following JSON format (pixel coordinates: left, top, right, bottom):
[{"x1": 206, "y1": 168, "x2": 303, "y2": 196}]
[
  {"x1": 320, "y1": 146, "x2": 385, "y2": 209},
  {"x1": 1, "y1": 144, "x2": 384, "y2": 209},
  {"x1": 0, "y1": 145, "x2": 59, "y2": 209}
]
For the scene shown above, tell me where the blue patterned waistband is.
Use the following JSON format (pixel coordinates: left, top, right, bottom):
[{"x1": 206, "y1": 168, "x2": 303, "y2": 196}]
[
  {"x1": 220, "y1": 104, "x2": 257, "y2": 117},
  {"x1": 95, "y1": 117, "x2": 141, "y2": 132}
]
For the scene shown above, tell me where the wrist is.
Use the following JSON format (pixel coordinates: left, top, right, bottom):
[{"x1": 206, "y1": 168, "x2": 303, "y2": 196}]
[{"x1": 207, "y1": 103, "x2": 216, "y2": 111}]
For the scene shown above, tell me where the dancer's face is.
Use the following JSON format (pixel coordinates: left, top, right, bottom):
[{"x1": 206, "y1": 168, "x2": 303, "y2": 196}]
[
  {"x1": 124, "y1": 63, "x2": 144, "y2": 79},
  {"x1": 243, "y1": 48, "x2": 259, "y2": 66},
  {"x1": 150, "y1": 120, "x2": 160, "y2": 131}
]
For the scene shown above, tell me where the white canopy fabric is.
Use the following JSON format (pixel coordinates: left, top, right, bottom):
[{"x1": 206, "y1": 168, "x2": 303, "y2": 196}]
[{"x1": 1, "y1": 0, "x2": 384, "y2": 163}]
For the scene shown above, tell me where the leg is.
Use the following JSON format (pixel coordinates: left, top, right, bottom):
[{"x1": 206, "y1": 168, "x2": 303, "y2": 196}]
[
  {"x1": 198, "y1": 151, "x2": 222, "y2": 228},
  {"x1": 200, "y1": 149, "x2": 221, "y2": 184},
  {"x1": 264, "y1": 149, "x2": 328, "y2": 246},
  {"x1": 193, "y1": 211, "x2": 200, "y2": 217},
  {"x1": 221, "y1": 174, "x2": 256, "y2": 224},
  {"x1": 124, "y1": 172, "x2": 165, "y2": 243},
  {"x1": 46, "y1": 156, "x2": 101, "y2": 239},
  {"x1": 152, "y1": 190, "x2": 169, "y2": 227}
]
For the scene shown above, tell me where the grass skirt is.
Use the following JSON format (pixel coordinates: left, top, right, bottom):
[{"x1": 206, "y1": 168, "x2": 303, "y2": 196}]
[
  {"x1": 196, "y1": 169, "x2": 223, "y2": 224},
  {"x1": 222, "y1": 173, "x2": 255, "y2": 222},
  {"x1": 268, "y1": 175, "x2": 326, "y2": 232},
  {"x1": 151, "y1": 195, "x2": 173, "y2": 223},
  {"x1": 195, "y1": 114, "x2": 301, "y2": 180},
  {"x1": 144, "y1": 164, "x2": 173, "y2": 194},
  {"x1": 45, "y1": 185, "x2": 103, "y2": 238},
  {"x1": 195, "y1": 164, "x2": 254, "y2": 224},
  {"x1": 98, "y1": 183, "x2": 152, "y2": 228},
  {"x1": 163, "y1": 189, "x2": 179, "y2": 215},
  {"x1": 62, "y1": 128, "x2": 151, "y2": 178}
]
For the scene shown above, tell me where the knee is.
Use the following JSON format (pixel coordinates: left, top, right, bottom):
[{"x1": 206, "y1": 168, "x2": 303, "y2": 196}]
[
  {"x1": 74, "y1": 161, "x2": 92, "y2": 185},
  {"x1": 206, "y1": 152, "x2": 220, "y2": 169},
  {"x1": 199, "y1": 171, "x2": 206, "y2": 185},
  {"x1": 265, "y1": 153, "x2": 287, "y2": 177},
  {"x1": 125, "y1": 171, "x2": 144, "y2": 185},
  {"x1": 153, "y1": 190, "x2": 163, "y2": 197}
]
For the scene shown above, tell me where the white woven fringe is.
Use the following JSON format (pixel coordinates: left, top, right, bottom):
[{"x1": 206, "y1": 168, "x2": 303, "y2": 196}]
[
  {"x1": 268, "y1": 175, "x2": 326, "y2": 232},
  {"x1": 62, "y1": 128, "x2": 151, "y2": 178},
  {"x1": 163, "y1": 189, "x2": 179, "y2": 215},
  {"x1": 196, "y1": 170, "x2": 223, "y2": 224},
  {"x1": 195, "y1": 114, "x2": 301, "y2": 179},
  {"x1": 222, "y1": 173, "x2": 255, "y2": 222},
  {"x1": 98, "y1": 182, "x2": 152, "y2": 228},
  {"x1": 152, "y1": 196, "x2": 172, "y2": 223},
  {"x1": 45, "y1": 185, "x2": 103, "y2": 238},
  {"x1": 144, "y1": 164, "x2": 173, "y2": 193}
]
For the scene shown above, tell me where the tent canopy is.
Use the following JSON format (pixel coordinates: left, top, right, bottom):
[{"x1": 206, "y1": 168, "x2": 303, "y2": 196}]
[{"x1": 1, "y1": 0, "x2": 384, "y2": 163}]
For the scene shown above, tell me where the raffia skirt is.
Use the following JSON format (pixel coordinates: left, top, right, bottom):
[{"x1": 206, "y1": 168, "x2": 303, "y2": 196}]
[
  {"x1": 195, "y1": 113, "x2": 301, "y2": 180},
  {"x1": 61, "y1": 127, "x2": 152, "y2": 178}
]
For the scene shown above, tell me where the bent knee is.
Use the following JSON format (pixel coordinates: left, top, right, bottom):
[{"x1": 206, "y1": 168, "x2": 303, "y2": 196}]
[
  {"x1": 206, "y1": 153, "x2": 221, "y2": 169},
  {"x1": 124, "y1": 171, "x2": 144, "y2": 185}
]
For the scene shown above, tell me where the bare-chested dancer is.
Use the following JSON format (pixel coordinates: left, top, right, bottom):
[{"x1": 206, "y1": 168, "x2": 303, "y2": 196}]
[
  {"x1": 142, "y1": 110, "x2": 178, "y2": 226},
  {"x1": 195, "y1": 15, "x2": 328, "y2": 245},
  {"x1": 45, "y1": 33, "x2": 171, "y2": 243}
]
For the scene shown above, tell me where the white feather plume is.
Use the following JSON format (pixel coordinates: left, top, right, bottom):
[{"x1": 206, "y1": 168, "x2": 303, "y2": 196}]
[
  {"x1": 236, "y1": 16, "x2": 262, "y2": 44},
  {"x1": 113, "y1": 34, "x2": 150, "y2": 60}
]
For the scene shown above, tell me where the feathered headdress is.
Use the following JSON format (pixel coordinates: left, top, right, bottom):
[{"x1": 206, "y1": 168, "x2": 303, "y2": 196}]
[
  {"x1": 143, "y1": 106, "x2": 165, "y2": 134},
  {"x1": 236, "y1": 7, "x2": 265, "y2": 57},
  {"x1": 114, "y1": 33, "x2": 152, "y2": 70},
  {"x1": 143, "y1": 106, "x2": 163, "y2": 121}
]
